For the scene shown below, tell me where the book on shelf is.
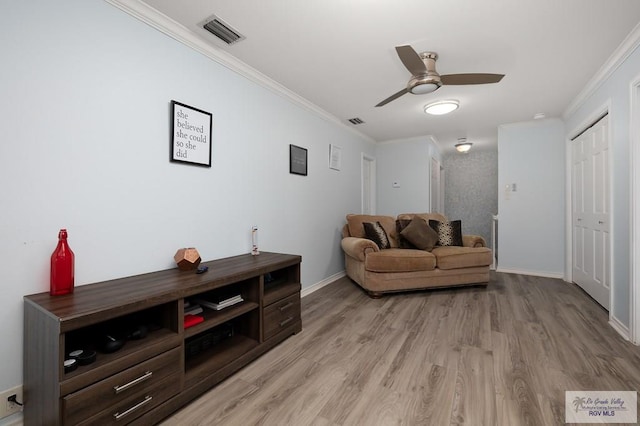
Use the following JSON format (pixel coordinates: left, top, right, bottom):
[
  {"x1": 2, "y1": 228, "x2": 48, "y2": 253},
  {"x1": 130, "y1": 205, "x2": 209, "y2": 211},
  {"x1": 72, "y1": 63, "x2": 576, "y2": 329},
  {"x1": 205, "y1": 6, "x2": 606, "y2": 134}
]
[
  {"x1": 194, "y1": 295, "x2": 243, "y2": 311},
  {"x1": 184, "y1": 304, "x2": 203, "y2": 315},
  {"x1": 183, "y1": 314, "x2": 204, "y2": 329}
]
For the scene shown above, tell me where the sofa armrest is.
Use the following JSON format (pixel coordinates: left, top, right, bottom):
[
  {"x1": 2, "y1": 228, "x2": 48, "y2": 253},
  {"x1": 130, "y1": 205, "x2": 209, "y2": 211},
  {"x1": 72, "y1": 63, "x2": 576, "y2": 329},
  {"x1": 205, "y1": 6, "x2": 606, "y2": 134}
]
[
  {"x1": 341, "y1": 237, "x2": 379, "y2": 261},
  {"x1": 463, "y1": 234, "x2": 486, "y2": 248}
]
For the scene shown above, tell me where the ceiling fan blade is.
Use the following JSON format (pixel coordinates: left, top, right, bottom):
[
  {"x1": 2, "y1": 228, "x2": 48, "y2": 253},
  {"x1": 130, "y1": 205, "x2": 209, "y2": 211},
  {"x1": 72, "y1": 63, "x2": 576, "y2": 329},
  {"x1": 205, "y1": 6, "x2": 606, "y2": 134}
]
[
  {"x1": 375, "y1": 88, "x2": 409, "y2": 107},
  {"x1": 440, "y1": 73, "x2": 505, "y2": 85},
  {"x1": 395, "y1": 45, "x2": 427, "y2": 76}
]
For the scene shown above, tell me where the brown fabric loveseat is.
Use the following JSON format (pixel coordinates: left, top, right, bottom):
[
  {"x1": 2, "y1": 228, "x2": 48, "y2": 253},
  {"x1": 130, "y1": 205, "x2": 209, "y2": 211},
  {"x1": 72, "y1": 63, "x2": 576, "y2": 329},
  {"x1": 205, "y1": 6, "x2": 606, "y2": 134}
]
[{"x1": 341, "y1": 213, "x2": 492, "y2": 297}]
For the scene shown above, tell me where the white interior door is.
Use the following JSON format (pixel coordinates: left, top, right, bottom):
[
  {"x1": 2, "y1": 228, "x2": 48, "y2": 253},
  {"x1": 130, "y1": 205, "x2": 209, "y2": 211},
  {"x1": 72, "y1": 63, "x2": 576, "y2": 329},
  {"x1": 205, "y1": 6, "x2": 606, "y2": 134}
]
[
  {"x1": 430, "y1": 158, "x2": 441, "y2": 213},
  {"x1": 439, "y1": 164, "x2": 445, "y2": 214},
  {"x1": 572, "y1": 114, "x2": 610, "y2": 309},
  {"x1": 362, "y1": 154, "x2": 376, "y2": 214}
]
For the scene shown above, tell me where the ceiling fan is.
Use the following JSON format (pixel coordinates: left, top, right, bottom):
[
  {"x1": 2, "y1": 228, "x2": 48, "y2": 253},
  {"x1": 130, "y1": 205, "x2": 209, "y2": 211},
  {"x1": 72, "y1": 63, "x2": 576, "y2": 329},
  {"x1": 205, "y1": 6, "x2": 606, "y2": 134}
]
[{"x1": 376, "y1": 45, "x2": 505, "y2": 107}]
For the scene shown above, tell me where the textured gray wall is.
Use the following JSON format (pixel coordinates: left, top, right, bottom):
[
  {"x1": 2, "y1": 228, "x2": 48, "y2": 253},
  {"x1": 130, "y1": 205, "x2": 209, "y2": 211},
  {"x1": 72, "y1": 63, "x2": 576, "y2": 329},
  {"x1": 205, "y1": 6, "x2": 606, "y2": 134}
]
[{"x1": 443, "y1": 149, "x2": 498, "y2": 247}]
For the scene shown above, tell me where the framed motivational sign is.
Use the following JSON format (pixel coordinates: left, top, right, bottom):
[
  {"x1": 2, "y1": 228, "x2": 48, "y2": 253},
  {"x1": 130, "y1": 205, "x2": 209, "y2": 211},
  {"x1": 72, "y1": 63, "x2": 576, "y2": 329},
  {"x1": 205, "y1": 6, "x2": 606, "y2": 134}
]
[{"x1": 170, "y1": 100, "x2": 212, "y2": 167}]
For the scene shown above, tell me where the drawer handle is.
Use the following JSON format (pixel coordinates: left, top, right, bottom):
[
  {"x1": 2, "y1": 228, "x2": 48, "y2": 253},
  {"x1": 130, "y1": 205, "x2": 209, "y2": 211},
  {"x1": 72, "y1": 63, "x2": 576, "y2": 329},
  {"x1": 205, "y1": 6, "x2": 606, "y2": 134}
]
[
  {"x1": 278, "y1": 302, "x2": 294, "y2": 312},
  {"x1": 113, "y1": 371, "x2": 153, "y2": 394},
  {"x1": 113, "y1": 395, "x2": 152, "y2": 421},
  {"x1": 279, "y1": 317, "x2": 294, "y2": 327}
]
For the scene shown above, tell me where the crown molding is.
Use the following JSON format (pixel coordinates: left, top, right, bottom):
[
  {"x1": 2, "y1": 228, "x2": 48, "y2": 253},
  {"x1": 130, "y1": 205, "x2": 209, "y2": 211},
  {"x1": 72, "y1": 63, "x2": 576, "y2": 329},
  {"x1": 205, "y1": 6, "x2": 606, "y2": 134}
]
[
  {"x1": 564, "y1": 21, "x2": 640, "y2": 118},
  {"x1": 105, "y1": 0, "x2": 375, "y2": 144},
  {"x1": 378, "y1": 135, "x2": 436, "y2": 146}
]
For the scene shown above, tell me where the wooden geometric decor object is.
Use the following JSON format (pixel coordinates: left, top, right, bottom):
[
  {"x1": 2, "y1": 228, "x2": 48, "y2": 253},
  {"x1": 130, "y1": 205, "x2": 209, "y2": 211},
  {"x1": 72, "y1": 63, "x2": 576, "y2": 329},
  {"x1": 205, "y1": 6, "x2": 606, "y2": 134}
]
[{"x1": 174, "y1": 247, "x2": 201, "y2": 271}]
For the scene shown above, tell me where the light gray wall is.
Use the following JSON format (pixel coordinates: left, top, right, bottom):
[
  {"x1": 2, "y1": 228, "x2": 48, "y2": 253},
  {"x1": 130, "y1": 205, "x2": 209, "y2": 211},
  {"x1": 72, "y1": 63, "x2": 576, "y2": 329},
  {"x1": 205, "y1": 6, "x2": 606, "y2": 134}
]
[
  {"x1": 376, "y1": 137, "x2": 441, "y2": 216},
  {"x1": 0, "y1": 1, "x2": 374, "y2": 398},
  {"x1": 443, "y1": 149, "x2": 498, "y2": 246},
  {"x1": 564, "y1": 43, "x2": 640, "y2": 328},
  {"x1": 497, "y1": 119, "x2": 565, "y2": 276}
]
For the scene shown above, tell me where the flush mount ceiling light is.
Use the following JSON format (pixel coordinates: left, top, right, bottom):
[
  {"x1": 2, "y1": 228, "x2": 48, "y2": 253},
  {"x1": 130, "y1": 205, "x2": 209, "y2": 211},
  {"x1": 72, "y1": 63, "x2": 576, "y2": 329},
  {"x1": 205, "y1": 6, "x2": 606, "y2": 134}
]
[
  {"x1": 455, "y1": 138, "x2": 473, "y2": 153},
  {"x1": 424, "y1": 99, "x2": 459, "y2": 115}
]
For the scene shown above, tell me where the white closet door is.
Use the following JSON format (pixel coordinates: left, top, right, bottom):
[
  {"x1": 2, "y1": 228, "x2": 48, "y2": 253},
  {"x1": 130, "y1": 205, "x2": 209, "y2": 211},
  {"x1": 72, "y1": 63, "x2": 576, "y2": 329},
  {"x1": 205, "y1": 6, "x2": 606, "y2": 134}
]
[
  {"x1": 430, "y1": 158, "x2": 441, "y2": 213},
  {"x1": 572, "y1": 114, "x2": 610, "y2": 309}
]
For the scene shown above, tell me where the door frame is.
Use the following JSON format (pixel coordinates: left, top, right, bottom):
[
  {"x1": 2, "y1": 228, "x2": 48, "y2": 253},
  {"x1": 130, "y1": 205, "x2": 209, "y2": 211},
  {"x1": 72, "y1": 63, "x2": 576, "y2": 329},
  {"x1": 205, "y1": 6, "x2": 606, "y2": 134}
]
[{"x1": 630, "y1": 76, "x2": 640, "y2": 344}]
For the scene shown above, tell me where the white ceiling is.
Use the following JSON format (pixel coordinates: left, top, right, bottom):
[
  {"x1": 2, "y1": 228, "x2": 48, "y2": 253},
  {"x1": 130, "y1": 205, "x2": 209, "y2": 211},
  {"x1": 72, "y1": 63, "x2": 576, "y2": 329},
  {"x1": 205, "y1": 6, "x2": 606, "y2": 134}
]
[{"x1": 133, "y1": 0, "x2": 640, "y2": 152}]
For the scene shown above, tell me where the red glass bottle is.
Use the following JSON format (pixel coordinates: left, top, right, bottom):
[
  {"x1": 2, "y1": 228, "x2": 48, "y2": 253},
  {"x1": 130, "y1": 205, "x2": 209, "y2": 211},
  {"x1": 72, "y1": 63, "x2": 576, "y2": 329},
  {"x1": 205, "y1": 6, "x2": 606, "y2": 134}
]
[{"x1": 50, "y1": 229, "x2": 75, "y2": 296}]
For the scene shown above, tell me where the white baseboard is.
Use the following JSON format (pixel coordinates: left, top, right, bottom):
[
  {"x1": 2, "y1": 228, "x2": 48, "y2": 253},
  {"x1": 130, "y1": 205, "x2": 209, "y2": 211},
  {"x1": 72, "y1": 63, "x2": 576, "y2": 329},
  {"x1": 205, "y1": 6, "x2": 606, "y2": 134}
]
[
  {"x1": 301, "y1": 271, "x2": 345, "y2": 298},
  {"x1": 609, "y1": 315, "x2": 631, "y2": 341},
  {"x1": 496, "y1": 267, "x2": 564, "y2": 280},
  {"x1": 1, "y1": 412, "x2": 23, "y2": 426}
]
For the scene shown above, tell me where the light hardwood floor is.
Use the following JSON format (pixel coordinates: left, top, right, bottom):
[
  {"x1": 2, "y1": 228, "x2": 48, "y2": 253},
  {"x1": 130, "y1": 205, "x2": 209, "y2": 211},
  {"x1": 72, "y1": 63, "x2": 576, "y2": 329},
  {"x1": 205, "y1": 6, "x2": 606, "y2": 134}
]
[{"x1": 161, "y1": 272, "x2": 640, "y2": 425}]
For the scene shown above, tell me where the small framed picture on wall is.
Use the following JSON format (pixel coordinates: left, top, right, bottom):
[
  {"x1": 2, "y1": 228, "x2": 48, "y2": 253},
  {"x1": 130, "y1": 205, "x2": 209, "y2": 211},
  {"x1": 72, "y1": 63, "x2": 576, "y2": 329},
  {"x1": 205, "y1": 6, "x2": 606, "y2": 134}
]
[
  {"x1": 329, "y1": 144, "x2": 342, "y2": 171},
  {"x1": 289, "y1": 144, "x2": 308, "y2": 176}
]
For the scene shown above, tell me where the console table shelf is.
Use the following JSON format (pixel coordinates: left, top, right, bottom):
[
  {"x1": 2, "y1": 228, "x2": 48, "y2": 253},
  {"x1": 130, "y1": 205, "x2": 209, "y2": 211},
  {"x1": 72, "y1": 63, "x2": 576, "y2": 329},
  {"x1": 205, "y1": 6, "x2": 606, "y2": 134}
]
[
  {"x1": 24, "y1": 252, "x2": 302, "y2": 425},
  {"x1": 184, "y1": 301, "x2": 259, "y2": 338},
  {"x1": 184, "y1": 334, "x2": 260, "y2": 386}
]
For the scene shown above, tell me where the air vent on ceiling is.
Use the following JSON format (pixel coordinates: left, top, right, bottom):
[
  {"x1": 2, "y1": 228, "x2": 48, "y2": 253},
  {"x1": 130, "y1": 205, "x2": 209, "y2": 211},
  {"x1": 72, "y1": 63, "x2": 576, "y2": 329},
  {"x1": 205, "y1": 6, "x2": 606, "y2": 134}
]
[
  {"x1": 348, "y1": 117, "x2": 365, "y2": 125},
  {"x1": 202, "y1": 15, "x2": 245, "y2": 45}
]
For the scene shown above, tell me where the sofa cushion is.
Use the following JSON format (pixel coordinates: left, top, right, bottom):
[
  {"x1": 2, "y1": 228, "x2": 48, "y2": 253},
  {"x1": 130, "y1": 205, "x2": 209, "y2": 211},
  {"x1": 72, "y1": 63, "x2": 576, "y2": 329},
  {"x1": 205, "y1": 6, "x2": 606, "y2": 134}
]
[
  {"x1": 346, "y1": 214, "x2": 398, "y2": 247},
  {"x1": 395, "y1": 219, "x2": 416, "y2": 249},
  {"x1": 431, "y1": 246, "x2": 492, "y2": 270},
  {"x1": 400, "y1": 217, "x2": 439, "y2": 251},
  {"x1": 363, "y1": 221, "x2": 391, "y2": 249},
  {"x1": 429, "y1": 219, "x2": 463, "y2": 246},
  {"x1": 365, "y1": 249, "x2": 436, "y2": 273}
]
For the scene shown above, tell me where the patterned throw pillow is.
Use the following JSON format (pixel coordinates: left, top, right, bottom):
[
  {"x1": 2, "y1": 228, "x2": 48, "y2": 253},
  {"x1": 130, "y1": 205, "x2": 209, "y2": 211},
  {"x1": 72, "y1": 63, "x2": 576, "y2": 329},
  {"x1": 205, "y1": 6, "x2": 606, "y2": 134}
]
[
  {"x1": 429, "y1": 219, "x2": 463, "y2": 246},
  {"x1": 363, "y1": 221, "x2": 391, "y2": 249}
]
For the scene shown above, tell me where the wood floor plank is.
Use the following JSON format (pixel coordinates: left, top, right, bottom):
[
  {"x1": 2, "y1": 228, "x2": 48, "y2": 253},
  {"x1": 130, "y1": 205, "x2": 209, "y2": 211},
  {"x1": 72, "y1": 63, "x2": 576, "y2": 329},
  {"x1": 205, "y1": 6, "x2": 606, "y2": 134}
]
[
  {"x1": 536, "y1": 392, "x2": 566, "y2": 426},
  {"x1": 159, "y1": 378, "x2": 260, "y2": 425},
  {"x1": 247, "y1": 362, "x2": 349, "y2": 425},
  {"x1": 403, "y1": 362, "x2": 458, "y2": 425},
  {"x1": 162, "y1": 273, "x2": 640, "y2": 425},
  {"x1": 445, "y1": 288, "x2": 492, "y2": 350},
  {"x1": 407, "y1": 297, "x2": 458, "y2": 367},
  {"x1": 218, "y1": 356, "x2": 322, "y2": 425},
  {"x1": 341, "y1": 386, "x2": 411, "y2": 425},
  {"x1": 450, "y1": 346, "x2": 496, "y2": 425},
  {"x1": 317, "y1": 326, "x2": 409, "y2": 424},
  {"x1": 491, "y1": 330, "x2": 527, "y2": 426}
]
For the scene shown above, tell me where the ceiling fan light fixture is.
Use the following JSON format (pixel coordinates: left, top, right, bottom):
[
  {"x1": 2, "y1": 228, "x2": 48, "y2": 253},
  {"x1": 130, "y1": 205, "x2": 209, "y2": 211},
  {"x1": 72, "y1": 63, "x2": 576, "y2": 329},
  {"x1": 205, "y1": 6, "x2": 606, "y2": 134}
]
[
  {"x1": 455, "y1": 138, "x2": 472, "y2": 153},
  {"x1": 424, "y1": 100, "x2": 459, "y2": 115},
  {"x1": 411, "y1": 82, "x2": 440, "y2": 95}
]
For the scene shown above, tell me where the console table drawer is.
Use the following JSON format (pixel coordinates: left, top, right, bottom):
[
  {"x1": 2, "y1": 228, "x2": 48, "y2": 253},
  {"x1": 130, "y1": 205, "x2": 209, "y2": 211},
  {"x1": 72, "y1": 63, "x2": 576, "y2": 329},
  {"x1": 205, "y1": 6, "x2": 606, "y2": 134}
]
[
  {"x1": 76, "y1": 373, "x2": 180, "y2": 426},
  {"x1": 263, "y1": 293, "x2": 300, "y2": 340},
  {"x1": 63, "y1": 347, "x2": 180, "y2": 425}
]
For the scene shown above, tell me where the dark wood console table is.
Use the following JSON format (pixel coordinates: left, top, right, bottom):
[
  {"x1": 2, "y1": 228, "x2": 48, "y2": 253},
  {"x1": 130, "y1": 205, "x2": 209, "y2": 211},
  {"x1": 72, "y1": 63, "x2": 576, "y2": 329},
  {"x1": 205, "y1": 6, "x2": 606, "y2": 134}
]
[{"x1": 24, "y1": 252, "x2": 302, "y2": 425}]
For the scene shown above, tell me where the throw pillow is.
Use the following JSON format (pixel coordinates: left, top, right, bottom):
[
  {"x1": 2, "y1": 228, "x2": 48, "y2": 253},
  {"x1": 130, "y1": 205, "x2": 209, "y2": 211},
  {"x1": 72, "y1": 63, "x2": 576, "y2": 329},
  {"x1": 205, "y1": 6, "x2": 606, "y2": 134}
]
[
  {"x1": 400, "y1": 217, "x2": 439, "y2": 251},
  {"x1": 429, "y1": 219, "x2": 463, "y2": 246},
  {"x1": 396, "y1": 219, "x2": 417, "y2": 249},
  {"x1": 363, "y1": 221, "x2": 391, "y2": 249}
]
